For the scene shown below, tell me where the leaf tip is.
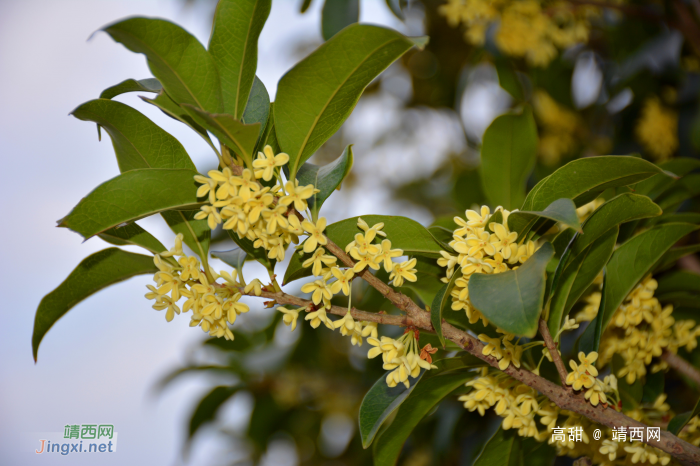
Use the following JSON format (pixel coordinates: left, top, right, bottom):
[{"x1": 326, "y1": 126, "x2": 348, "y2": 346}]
[{"x1": 411, "y1": 35, "x2": 429, "y2": 50}]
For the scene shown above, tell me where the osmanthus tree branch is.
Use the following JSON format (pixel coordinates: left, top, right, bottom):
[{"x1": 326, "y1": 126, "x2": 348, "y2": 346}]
[
  {"x1": 538, "y1": 319, "x2": 570, "y2": 389},
  {"x1": 310, "y1": 237, "x2": 700, "y2": 466},
  {"x1": 245, "y1": 287, "x2": 700, "y2": 465},
  {"x1": 662, "y1": 350, "x2": 700, "y2": 389}
]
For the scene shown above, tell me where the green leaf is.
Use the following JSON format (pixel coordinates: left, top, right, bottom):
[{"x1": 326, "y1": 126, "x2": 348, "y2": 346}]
[
  {"x1": 474, "y1": 427, "x2": 522, "y2": 466},
  {"x1": 58, "y1": 168, "x2": 201, "y2": 239},
  {"x1": 655, "y1": 212, "x2": 700, "y2": 225},
  {"x1": 469, "y1": 242, "x2": 554, "y2": 338},
  {"x1": 260, "y1": 102, "x2": 280, "y2": 154},
  {"x1": 140, "y1": 91, "x2": 217, "y2": 153},
  {"x1": 495, "y1": 59, "x2": 524, "y2": 101},
  {"x1": 431, "y1": 270, "x2": 460, "y2": 348},
  {"x1": 182, "y1": 105, "x2": 260, "y2": 168},
  {"x1": 668, "y1": 397, "x2": 700, "y2": 435},
  {"x1": 428, "y1": 226, "x2": 453, "y2": 250},
  {"x1": 211, "y1": 247, "x2": 247, "y2": 273},
  {"x1": 631, "y1": 158, "x2": 700, "y2": 200},
  {"x1": 99, "y1": 77, "x2": 162, "y2": 99},
  {"x1": 507, "y1": 198, "x2": 581, "y2": 238},
  {"x1": 578, "y1": 270, "x2": 607, "y2": 355},
  {"x1": 521, "y1": 156, "x2": 665, "y2": 212},
  {"x1": 226, "y1": 229, "x2": 274, "y2": 271},
  {"x1": 372, "y1": 364, "x2": 478, "y2": 465},
  {"x1": 400, "y1": 257, "x2": 446, "y2": 307},
  {"x1": 641, "y1": 370, "x2": 665, "y2": 404},
  {"x1": 321, "y1": 0, "x2": 359, "y2": 40},
  {"x1": 209, "y1": 0, "x2": 271, "y2": 118},
  {"x1": 300, "y1": 0, "x2": 313, "y2": 12},
  {"x1": 189, "y1": 385, "x2": 239, "y2": 439},
  {"x1": 103, "y1": 17, "x2": 223, "y2": 113},
  {"x1": 296, "y1": 145, "x2": 354, "y2": 220},
  {"x1": 572, "y1": 193, "x2": 661, "y2": 253},
  {"x1": 71, "y1": 99, "x2": 195, "y2": 172},
  {"x1": 547, "y1": 227, "x2": 617, "y2": 335},
  {"x1": 98, "y1": 223, "x2": 167, "y2": 256},
  {"x1": 656, "y1": 270, "x2": 700, "y2": 295},
  {"x1": 275, "y1": 24, "x2": 422, "y2": 179},
  {"x1": 242, "y1": 76, "x2": 270, "y2": 129},
  {"x1": 480, "y1": 107, "x2": 537, "y2": 210},
  {"x1": 654, "y1": 243, "x2": 700, "y2": 272},
  {"x1": 596, "y1": 223, "x2": 698, "y2": 334},
  {"x1": 359, "y1": 369, "x2": 425, "y2": 449},
  {"x1": 161, "y1": 210, "x2": 211, "y2": 261},
  {"x1": 32, "y1": 248, "x2": 157, "y2": 361},
  {"x1": 283, "y1": 215, "x2": 444, "y2": 284}
]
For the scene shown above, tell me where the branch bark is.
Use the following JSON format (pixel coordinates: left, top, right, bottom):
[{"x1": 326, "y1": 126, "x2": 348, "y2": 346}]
[
  {"x1": 539, "y1": 319, "x2": 570, "y2": 388},
  {"x1": 662, "y1": 350, "x2": 700, "y2": 388}
]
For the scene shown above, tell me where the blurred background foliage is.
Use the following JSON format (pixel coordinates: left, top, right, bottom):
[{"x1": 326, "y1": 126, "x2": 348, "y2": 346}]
[{"x1": 163, "y1": 0, "x2": 700, "y2": 464}]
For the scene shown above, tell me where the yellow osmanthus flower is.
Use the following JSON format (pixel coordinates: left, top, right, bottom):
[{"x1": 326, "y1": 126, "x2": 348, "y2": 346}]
[
  {"x1": 252, "y1": 145, "x2": 289, "y2": 181},
  {"x1": 389, "y1": 258, "x2": 417, "y2": 287},
  {"x1": 301, "y1": 218, "x2": 328, "y2": 253},
  {"x1": 439, "y1": 0, "x2": 596, "y2": 67},
  {"x1": 330, "y1": 267, "x2": 354, "y2": 296},
  {"x1": 301, "y1": 279, "x2": 333, "y2": 305},
  {"x1": 635, "y1": 97, "x2": 678, "y2": 161},
  {"x1": 367, "y1": 331, "x2": 437, "y2": 388},
  {"x1": 302, "y1": 247, "x2": 337, "y2": 277},
  {"x1": 277, "y1": 306, "x2": 300, "y2": 331},
  {"x1": 280, "y1": 179, "x2": 317, "y2": 212}
]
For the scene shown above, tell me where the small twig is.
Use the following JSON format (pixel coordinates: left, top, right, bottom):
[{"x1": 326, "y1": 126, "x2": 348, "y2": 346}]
[
  {"x1": 662, "y1": 350, "x2": 700, "y2": 388},
  {"x1": 539, "y1": 319, "x2": 570, "y2": 389}
]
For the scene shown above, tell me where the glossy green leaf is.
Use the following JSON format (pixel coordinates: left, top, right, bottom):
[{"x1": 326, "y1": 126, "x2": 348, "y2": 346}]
[
  {"x1": 547, "y1": 227, "x2": 617, "y2": 335},
  {"x1": 655, "y1": 212, "x2": 700, "y2": 225},
  {"x1": 521, "y1": 156, "x2": 665, "y2": 212},
  {"x1": 597, "y1": 223, "x2": 698, "y2": 333},
  {"x1": 189, "y1": 385, "x2": 239, "y2": 439},
  {"x1": 507, "y1": 198, "x2": 581, "y2": 238},
  {"x1": 140, "y1": 91, "x2": 217, "y2": 153},
  {"x1": 655, "y1": 244, "x2": 700, "y2": 272},
  {"x1": 372, "y1": 357, "x2": 482, "y2": 463},
  {"x1": 71, "y1": 99, "x2": 195, "y2": 172},
  {"x1": 226, "y1": 230, "x2": 274, "y2": 271},
  {"x1": 431, "y1": 270, "x2": 460, "y2": 348},
  {"x1": 572, "y1": 193, "x2": 661, "y2": 253},
  {"x1": 275, "y1": 24, "x2": 423, "y2": 179},
  {"x1": 242, "y1": 76, "x2": 270, "y2": 130},
  {"x1": 161, "y1": 210, "x2": 211, "y2": 261},
  {"x1": 656, "y1": 271, "x2": 700, "y2": 295},
  {"x1": 103, "y1": 17, "x2": 222, "y2": 113},
  {"x1": 321, "y1": 0, "x2": 359, "y2": 40},
  {"x1": 98, "y1": 223, "x2": 167, "y2": 256},
  {"x1": 401, "y1": 258, "x2": 446, "y2": 307},
  {"x1": 578, "y1": 270, "x2": 607, "y2": 355},
  {"x1": 428, "y1": 226, "x2": 453, "y2": 250},
  {"x1": 283, "y1": 215, "x2": 444, "y2": 284},
  {"x1": 32, "y1": 248, "x2": 157, "y2": 361},
  {"x1": 58, "y1": 169, "x2": 201, "y2": 239},
  {"x1": 99, "y1": 77, "x2": 162, "y2": 99},
  {"x1": 631, "y1": 158, "x2": 700, "y2": 200},
  {"x1": 359, "y1": 370, "x2": 425, "y2": 449},
  {"x1": 183, "y1": 105, "x2": 260, "y2": 168},
  {"x1": 211, "y1": 246, "x2": 248, "y2": 273},
  {"x1": 668, "y1": 397, "x2": 700, "y2": 435},
  {"x1": 474, "y1": 427, "x2": 522, "y2": 466},
  {"x1": 296, "y1": 145, "x2": 353, "y2": 220},
  {"x1": 495, "y1": 59, "x2": 524, "y2": 101},
  {"x1": 209, "y1": 0, "x2": 271, "y2": 118},
  {"x1": 469, "y1": 242, "x2": 554, "y2": 338},
  {"x1": 480, "y1": 107, "x2": 537, "y2": 210}
]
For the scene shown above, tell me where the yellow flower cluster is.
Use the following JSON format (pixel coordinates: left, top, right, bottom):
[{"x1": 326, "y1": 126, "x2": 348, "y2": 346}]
[
  {"x1": 599, "y1": 276, "x2": 700, "y2": 383},
  {"x1": 459, "y1": 370, "x2": 552, "y2": 440},
  {"x1": 461, "y1": 368, "x2": 673, "y2": 464},
  {"x1": 564, "y1": 351, "x2": 619, "y2": 407},
  {"x1": 277, "y1": 305, "x2": 378, "y2": 347},
  {"x1": 680, "y1": 415, "x2": 700, "y2": 447},
  {"x1": 144, "y1": 234, "x2": 254, "y2": 340},
  {"x1": 635, "y1": 97, "x2": 678, "y2": 162},
  {"x1": 193, "y1": 145, "x2": 319, "y2": 262},
  {"x1": 533, "y1": 90, "x2": 584, "y2": 165},
  {"x1": 439, "y1": 0, "x2": 597, "y2": 66},
  {"x1": 438, "y1": 206, "x2": 538, "y2": 326},
  {"x1": 367, "y1": 330, "x2": 437, "y2": 388},
  {"x1": 479, "y1": 332, "x2": 524, "y2": 370}
]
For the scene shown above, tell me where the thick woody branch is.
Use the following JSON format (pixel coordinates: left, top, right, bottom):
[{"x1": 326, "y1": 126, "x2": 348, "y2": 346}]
[
  {"x1": 662, "y1": 350, "x2": 700, "y2": 389},
  {"x1": 539, "y1": 319, "x2": 570, "y2": 389},
  {"x1": 313, "y1": 236, "x2": 700, "y2": 465}
]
